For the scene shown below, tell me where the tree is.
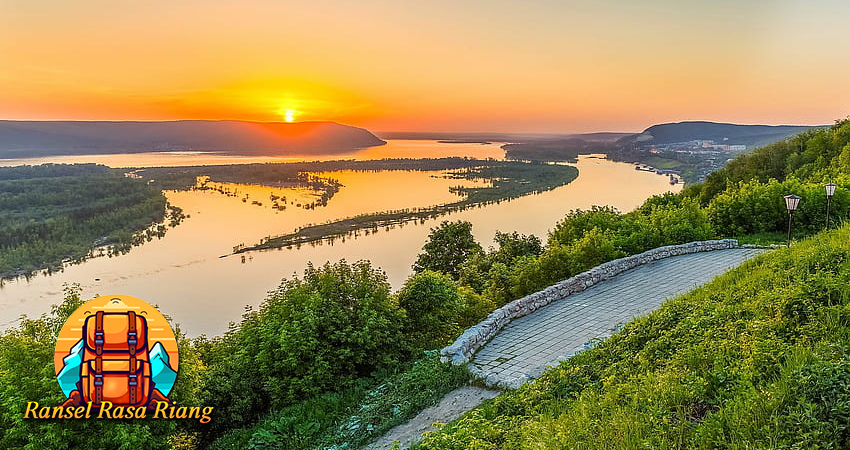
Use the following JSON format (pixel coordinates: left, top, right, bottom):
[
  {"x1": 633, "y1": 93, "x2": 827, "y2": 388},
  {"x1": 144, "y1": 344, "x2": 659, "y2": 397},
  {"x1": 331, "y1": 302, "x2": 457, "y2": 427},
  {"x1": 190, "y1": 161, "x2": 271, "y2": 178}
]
[
  {"x1": 413, "y1": 221, "x2": 483, "y2": 279},
  {"x1": 548, "y1": 206, "x2": 623, "y2": 247},
  {"x1": 397, "y1": 271, "x2": 463, "y2": 349},
  {"x1": 490, "y1": 231, "x2": 543, "y2": 265}
]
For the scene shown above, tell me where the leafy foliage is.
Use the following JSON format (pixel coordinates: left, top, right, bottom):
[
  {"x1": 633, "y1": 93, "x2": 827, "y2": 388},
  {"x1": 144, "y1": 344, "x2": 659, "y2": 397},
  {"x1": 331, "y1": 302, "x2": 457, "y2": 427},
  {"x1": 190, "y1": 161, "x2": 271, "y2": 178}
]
[
  {"x1": 197, "y1": 260, "x2": 407, "y2": 438},
  {"x1": 708, "y1": 178, "x2": 850, "y2": 238},
  {"x1": 696, "y1": 119, "x2": 850, "y2": 203},
  {"x1": 455, "y1": 196, "x2": 711, "y2": 306},
  {"x1": 398, "y1": 271, "x2": 494, "y2": 350},
  {"x1": 413, "y1": 221, "x2": 483, "y2": 279},
  {"x1": 8, "y1": 120, "x2": 850, "y2": 450},
  {"x1": 214, "y1": 354, "x2": 469, "y2": 450}
]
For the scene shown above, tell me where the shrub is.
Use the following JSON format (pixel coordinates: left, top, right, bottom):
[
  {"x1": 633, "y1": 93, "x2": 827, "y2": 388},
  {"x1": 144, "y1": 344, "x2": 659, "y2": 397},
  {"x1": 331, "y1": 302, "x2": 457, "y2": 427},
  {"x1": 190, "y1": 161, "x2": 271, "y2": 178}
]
[
  {"x1": 548, "y1": 205, "x2": 623, "y2": 246},
  {"x1": 198, "y1": 260, "x2": 407, "y2": 437},
  {"x1": 490, "y1": 231, "x2": 543, "y2": 265},
  {"x1": 0, "y1": 285, "x2": 182, "y2": 449},
  {"x1": 398, "y1": 271, "x2": 464, "y2": 350},
  {"x1": 208, "y1": 354, "x2": 470, "y2": 450},
  {"x1": 708, "y1": 179, "x2": 850, "y2": 237}
]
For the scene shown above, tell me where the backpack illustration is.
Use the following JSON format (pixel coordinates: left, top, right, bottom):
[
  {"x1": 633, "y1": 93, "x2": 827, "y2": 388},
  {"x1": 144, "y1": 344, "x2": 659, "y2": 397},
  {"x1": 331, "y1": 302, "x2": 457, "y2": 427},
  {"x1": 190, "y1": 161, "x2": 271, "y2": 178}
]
[
  {"x1": 80, "y1": 311, "x2": 150, "y2": 406},
  {"x1": 56, "y1": 295, "x2": 178, "y2": 409}
]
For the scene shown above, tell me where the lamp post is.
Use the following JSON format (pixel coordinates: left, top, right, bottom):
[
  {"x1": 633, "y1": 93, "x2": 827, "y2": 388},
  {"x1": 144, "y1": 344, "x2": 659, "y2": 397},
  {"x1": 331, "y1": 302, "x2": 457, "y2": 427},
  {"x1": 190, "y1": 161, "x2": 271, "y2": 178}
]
[
  {"x1": 784, "y1": 194, "x2": 802, "y2": 246},
  {"x1": 825, "y1": 183, "x2": 837, "y2": 230}
]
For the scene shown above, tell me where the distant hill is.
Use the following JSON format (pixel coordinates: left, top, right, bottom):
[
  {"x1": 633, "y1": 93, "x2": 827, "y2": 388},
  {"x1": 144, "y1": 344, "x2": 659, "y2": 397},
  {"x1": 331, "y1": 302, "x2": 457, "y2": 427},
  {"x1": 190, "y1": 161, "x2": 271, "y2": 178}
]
[
  {"x1": 378, "y1": 131, "x2": 632, "y2": 143},
  {"x1": 0, "y1": 120, "x2": 386, "y2": 158},
  {"x1": 618, "y1": 121, "x2": 822, "y2": 148}
]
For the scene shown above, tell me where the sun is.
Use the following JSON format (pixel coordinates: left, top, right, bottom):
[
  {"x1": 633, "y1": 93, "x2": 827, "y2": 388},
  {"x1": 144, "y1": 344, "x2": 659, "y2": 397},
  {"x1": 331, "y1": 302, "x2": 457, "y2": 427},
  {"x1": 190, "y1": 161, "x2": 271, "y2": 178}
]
[{"x1": 282, "y1": 108, "x2": 296, "y2": 123}]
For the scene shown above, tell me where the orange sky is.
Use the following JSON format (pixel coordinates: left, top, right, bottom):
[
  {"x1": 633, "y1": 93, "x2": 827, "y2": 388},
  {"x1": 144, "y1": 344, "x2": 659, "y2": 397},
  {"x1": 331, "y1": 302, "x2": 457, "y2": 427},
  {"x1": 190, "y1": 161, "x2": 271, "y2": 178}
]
[{"x1": 1, "y1": 0, "x2": 848, "y2": 133}]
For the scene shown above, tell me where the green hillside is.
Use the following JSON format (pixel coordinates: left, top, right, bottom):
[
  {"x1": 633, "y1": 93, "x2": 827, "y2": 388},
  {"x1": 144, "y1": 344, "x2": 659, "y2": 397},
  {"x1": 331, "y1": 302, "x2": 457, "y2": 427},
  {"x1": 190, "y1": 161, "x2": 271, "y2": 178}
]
[
  {"x1": 410, "y1": 120, "x2": 850, "y2": 448},
  {"x1": 416, "y1": 225, "x2": 850, "y2": 449}
]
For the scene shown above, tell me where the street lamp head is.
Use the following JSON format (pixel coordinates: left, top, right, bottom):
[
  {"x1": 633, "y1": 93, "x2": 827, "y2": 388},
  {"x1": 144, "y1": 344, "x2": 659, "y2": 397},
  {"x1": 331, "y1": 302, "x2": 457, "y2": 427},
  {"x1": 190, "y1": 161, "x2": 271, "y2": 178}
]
[
  {"x1": 825, "y1": 183, "x2": 837, "y2": 198},
  {"x1": 784, "y1": 194, "x2": 802, "y2": 213}
]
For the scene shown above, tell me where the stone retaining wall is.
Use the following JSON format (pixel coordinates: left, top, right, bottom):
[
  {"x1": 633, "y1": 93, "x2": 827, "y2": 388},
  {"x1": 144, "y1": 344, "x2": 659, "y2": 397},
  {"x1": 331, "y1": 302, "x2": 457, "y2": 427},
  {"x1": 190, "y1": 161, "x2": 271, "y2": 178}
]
[{"x1": 440, "y1": 239, "x2": 739, "y2": 366}]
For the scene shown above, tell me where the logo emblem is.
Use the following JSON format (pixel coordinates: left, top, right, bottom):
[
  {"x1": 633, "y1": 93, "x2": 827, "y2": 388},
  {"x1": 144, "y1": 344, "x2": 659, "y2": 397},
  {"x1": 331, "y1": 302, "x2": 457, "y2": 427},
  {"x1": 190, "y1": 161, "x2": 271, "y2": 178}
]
[{"x1": 54, "y1": 295, "x2": 179, "y2": 410}]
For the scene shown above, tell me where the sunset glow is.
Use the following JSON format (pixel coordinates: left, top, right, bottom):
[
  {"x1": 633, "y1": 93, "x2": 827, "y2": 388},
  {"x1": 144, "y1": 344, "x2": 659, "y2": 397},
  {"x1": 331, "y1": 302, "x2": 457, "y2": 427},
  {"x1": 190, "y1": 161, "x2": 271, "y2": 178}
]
[{"x1": 1, "y1": 1, "x2": 848, "y2": 132}]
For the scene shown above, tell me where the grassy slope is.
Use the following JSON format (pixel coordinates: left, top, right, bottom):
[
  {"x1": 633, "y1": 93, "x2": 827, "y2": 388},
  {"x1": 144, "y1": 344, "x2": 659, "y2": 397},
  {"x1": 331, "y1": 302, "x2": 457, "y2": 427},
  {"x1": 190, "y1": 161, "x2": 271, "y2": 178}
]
[
  {"x1": 415, "y1": 225, "x2": 850, "y2": 449},
  {"x1": 642, "y1": 156, "x2": 684, "y2": 170},
  {"x1": 208, "y1": 354, "x2": 470, "y2": 450}
]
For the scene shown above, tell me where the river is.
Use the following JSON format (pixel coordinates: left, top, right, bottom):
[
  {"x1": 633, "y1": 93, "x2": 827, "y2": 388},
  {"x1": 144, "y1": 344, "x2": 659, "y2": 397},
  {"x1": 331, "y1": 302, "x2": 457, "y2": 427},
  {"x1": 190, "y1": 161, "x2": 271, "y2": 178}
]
[{"x1": 0, "y1": 141, "x2": 681, "y2": 336}]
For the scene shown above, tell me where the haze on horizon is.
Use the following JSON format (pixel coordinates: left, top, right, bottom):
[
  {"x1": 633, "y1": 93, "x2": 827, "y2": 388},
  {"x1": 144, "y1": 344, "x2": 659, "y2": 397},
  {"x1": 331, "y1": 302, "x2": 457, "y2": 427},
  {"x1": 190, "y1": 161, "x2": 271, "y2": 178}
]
[{"x1": 1, "y1": 0, "x2": 848, "y2": 134}]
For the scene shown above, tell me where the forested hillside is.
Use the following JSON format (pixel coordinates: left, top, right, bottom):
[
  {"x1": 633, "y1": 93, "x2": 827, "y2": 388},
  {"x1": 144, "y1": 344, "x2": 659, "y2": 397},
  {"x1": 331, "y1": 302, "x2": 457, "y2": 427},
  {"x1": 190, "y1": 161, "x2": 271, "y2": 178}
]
[
  {"x1": 0, "y1": 164, "x2": 178, "y2": 277},
  {"x1": 620, "y1": 121, "x2": 816, "y2": 147}
]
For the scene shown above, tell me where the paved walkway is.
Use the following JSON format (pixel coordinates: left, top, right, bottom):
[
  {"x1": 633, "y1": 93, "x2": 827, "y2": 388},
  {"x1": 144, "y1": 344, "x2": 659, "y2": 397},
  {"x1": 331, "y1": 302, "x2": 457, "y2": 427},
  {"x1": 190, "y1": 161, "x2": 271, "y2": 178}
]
[{"x1": 471, "y1": 248, "x2": 765, "y2": 386}]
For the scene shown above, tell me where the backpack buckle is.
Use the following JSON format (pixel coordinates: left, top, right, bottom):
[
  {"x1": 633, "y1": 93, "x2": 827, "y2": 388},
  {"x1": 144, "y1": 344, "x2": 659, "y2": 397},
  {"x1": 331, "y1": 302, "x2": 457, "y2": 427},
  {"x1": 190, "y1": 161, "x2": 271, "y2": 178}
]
[
  {"x1": 94, "y1": 374, "x2": 103, "y2": 386},
  {"x1": 128, "y1": 374, "x2": 137, "y2": 386},
  {"x1": 128, "y1": 331, "x2": 137, "y2": 346},
  {"x1": 94, "y1": 331, "x2": 104, "y2": 346}
]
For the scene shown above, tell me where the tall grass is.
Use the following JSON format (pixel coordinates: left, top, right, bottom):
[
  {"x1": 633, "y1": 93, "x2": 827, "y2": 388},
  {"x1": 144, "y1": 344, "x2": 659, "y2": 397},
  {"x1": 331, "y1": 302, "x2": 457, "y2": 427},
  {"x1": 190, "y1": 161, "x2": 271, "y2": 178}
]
[{"x1": 209, "y1": 353, "x2": 470, "y2": 450}]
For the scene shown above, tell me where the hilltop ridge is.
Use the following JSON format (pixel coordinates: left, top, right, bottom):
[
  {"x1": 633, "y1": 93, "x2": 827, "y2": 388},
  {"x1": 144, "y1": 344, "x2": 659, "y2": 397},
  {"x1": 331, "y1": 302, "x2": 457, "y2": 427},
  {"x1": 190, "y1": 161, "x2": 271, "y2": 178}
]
[
  {"x1": 0, "y1": 120, "x2": 386, "y2": 158},
  {"x1": 619, "y1": 120, "x2": 819, "y2": 147}
]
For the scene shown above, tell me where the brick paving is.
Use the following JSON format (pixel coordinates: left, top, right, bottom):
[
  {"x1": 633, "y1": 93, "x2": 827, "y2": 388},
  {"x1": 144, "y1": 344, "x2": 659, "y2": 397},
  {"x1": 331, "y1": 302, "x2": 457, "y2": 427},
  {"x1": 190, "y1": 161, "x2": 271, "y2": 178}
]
[{"x1": 470, "y1": 248, "x2": 765, "y2": 385}]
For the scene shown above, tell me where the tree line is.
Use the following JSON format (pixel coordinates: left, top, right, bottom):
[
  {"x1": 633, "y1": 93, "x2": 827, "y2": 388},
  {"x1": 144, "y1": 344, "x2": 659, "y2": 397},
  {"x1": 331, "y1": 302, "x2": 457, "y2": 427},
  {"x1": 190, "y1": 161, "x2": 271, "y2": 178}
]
[{"x1": 0, "y1": 164, "x2": 175, "y2": 278}]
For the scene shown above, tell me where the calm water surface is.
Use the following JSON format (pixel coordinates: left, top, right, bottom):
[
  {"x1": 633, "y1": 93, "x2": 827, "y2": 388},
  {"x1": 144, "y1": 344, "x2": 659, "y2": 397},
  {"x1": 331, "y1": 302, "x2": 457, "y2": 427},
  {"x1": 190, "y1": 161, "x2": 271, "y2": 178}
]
[
  {"x1": 0, "y1": 140, "x2": 507, "y2": 167},
  {"x1": 0, "y1": 142, "x2": 680, "y2": 336}
]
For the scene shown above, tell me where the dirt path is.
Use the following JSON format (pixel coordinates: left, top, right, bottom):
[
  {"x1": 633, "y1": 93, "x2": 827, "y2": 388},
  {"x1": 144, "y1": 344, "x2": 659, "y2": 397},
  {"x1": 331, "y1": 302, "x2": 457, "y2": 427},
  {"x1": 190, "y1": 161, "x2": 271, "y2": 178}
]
[{"x1": 362, "y1": 386, "x2": 500, "y2": 450}]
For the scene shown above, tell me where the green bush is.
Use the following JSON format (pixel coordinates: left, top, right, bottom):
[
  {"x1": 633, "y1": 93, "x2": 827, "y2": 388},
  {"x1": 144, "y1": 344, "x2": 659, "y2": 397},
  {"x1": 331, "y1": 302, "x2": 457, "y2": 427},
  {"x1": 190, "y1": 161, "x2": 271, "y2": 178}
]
[
  {"x1": 697, "y1": 119, "x2": 850, "y2": 203},
  {"x1": 398, "y1": 271, "x2": 465, "y2": 349},
  {"x1": 198, "y1": 260, "x2": 407, "y2": 438},
  {"x1": 548, "y1": 205, "x2": 623, "y2": 246},
  {"x1": 458, "y1": 231, "x2": 543, "y2": 293},
  {"x1": 490, "y1": 231, "x2": 543, "y2": 264},
  {"x1": 708, "y1": 178, "x2": 850, "y2": 237},
  {"x1": 479, "y1": 199, "x2": 709, "y2": 305}
]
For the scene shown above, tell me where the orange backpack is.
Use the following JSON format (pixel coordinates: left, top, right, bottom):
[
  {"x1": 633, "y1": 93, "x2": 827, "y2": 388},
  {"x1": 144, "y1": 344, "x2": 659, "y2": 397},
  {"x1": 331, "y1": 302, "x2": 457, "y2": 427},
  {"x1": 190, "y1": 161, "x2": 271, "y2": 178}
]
[{"x1": 80, "y1": 311, "x2": 152, "y2": 406}]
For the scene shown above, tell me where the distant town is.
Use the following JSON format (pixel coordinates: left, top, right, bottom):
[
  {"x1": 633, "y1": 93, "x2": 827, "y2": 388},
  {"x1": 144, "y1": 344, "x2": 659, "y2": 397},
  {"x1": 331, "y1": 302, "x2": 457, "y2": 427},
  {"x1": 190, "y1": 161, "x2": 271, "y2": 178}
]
[{"x1": 636, "y1": 139, "x2": 748, "y2": 182}]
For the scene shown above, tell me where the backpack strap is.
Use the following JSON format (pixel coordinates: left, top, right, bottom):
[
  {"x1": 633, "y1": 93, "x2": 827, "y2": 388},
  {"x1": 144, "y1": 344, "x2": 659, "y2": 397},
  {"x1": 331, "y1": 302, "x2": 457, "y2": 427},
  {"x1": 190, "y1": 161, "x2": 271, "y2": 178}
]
[
  {"x1": 94, "y1": 353, "x2": 103, "y2": 405},
  {"x1": 128, "y1": 311, "x2": 137, "y2": 356},
  {"x1": 94, "y1": 311, "x2": 104, "y2": 356},
  {"x1": 128, "y1": 312, "x2": 138, "y2": 405},
  {"x1": 94, "y1": 311, "x2": 104, "y2": 404}
]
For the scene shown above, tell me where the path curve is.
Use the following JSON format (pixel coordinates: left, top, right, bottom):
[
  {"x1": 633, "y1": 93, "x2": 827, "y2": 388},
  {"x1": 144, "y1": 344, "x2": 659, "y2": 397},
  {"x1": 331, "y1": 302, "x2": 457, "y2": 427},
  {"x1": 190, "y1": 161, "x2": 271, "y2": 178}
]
[
  {"x1": 471, "y1": 248, "x2": 764, "y2": 388},
  {"x1": 362, "y1": 386, "x2": 499, "y2": 450}
]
